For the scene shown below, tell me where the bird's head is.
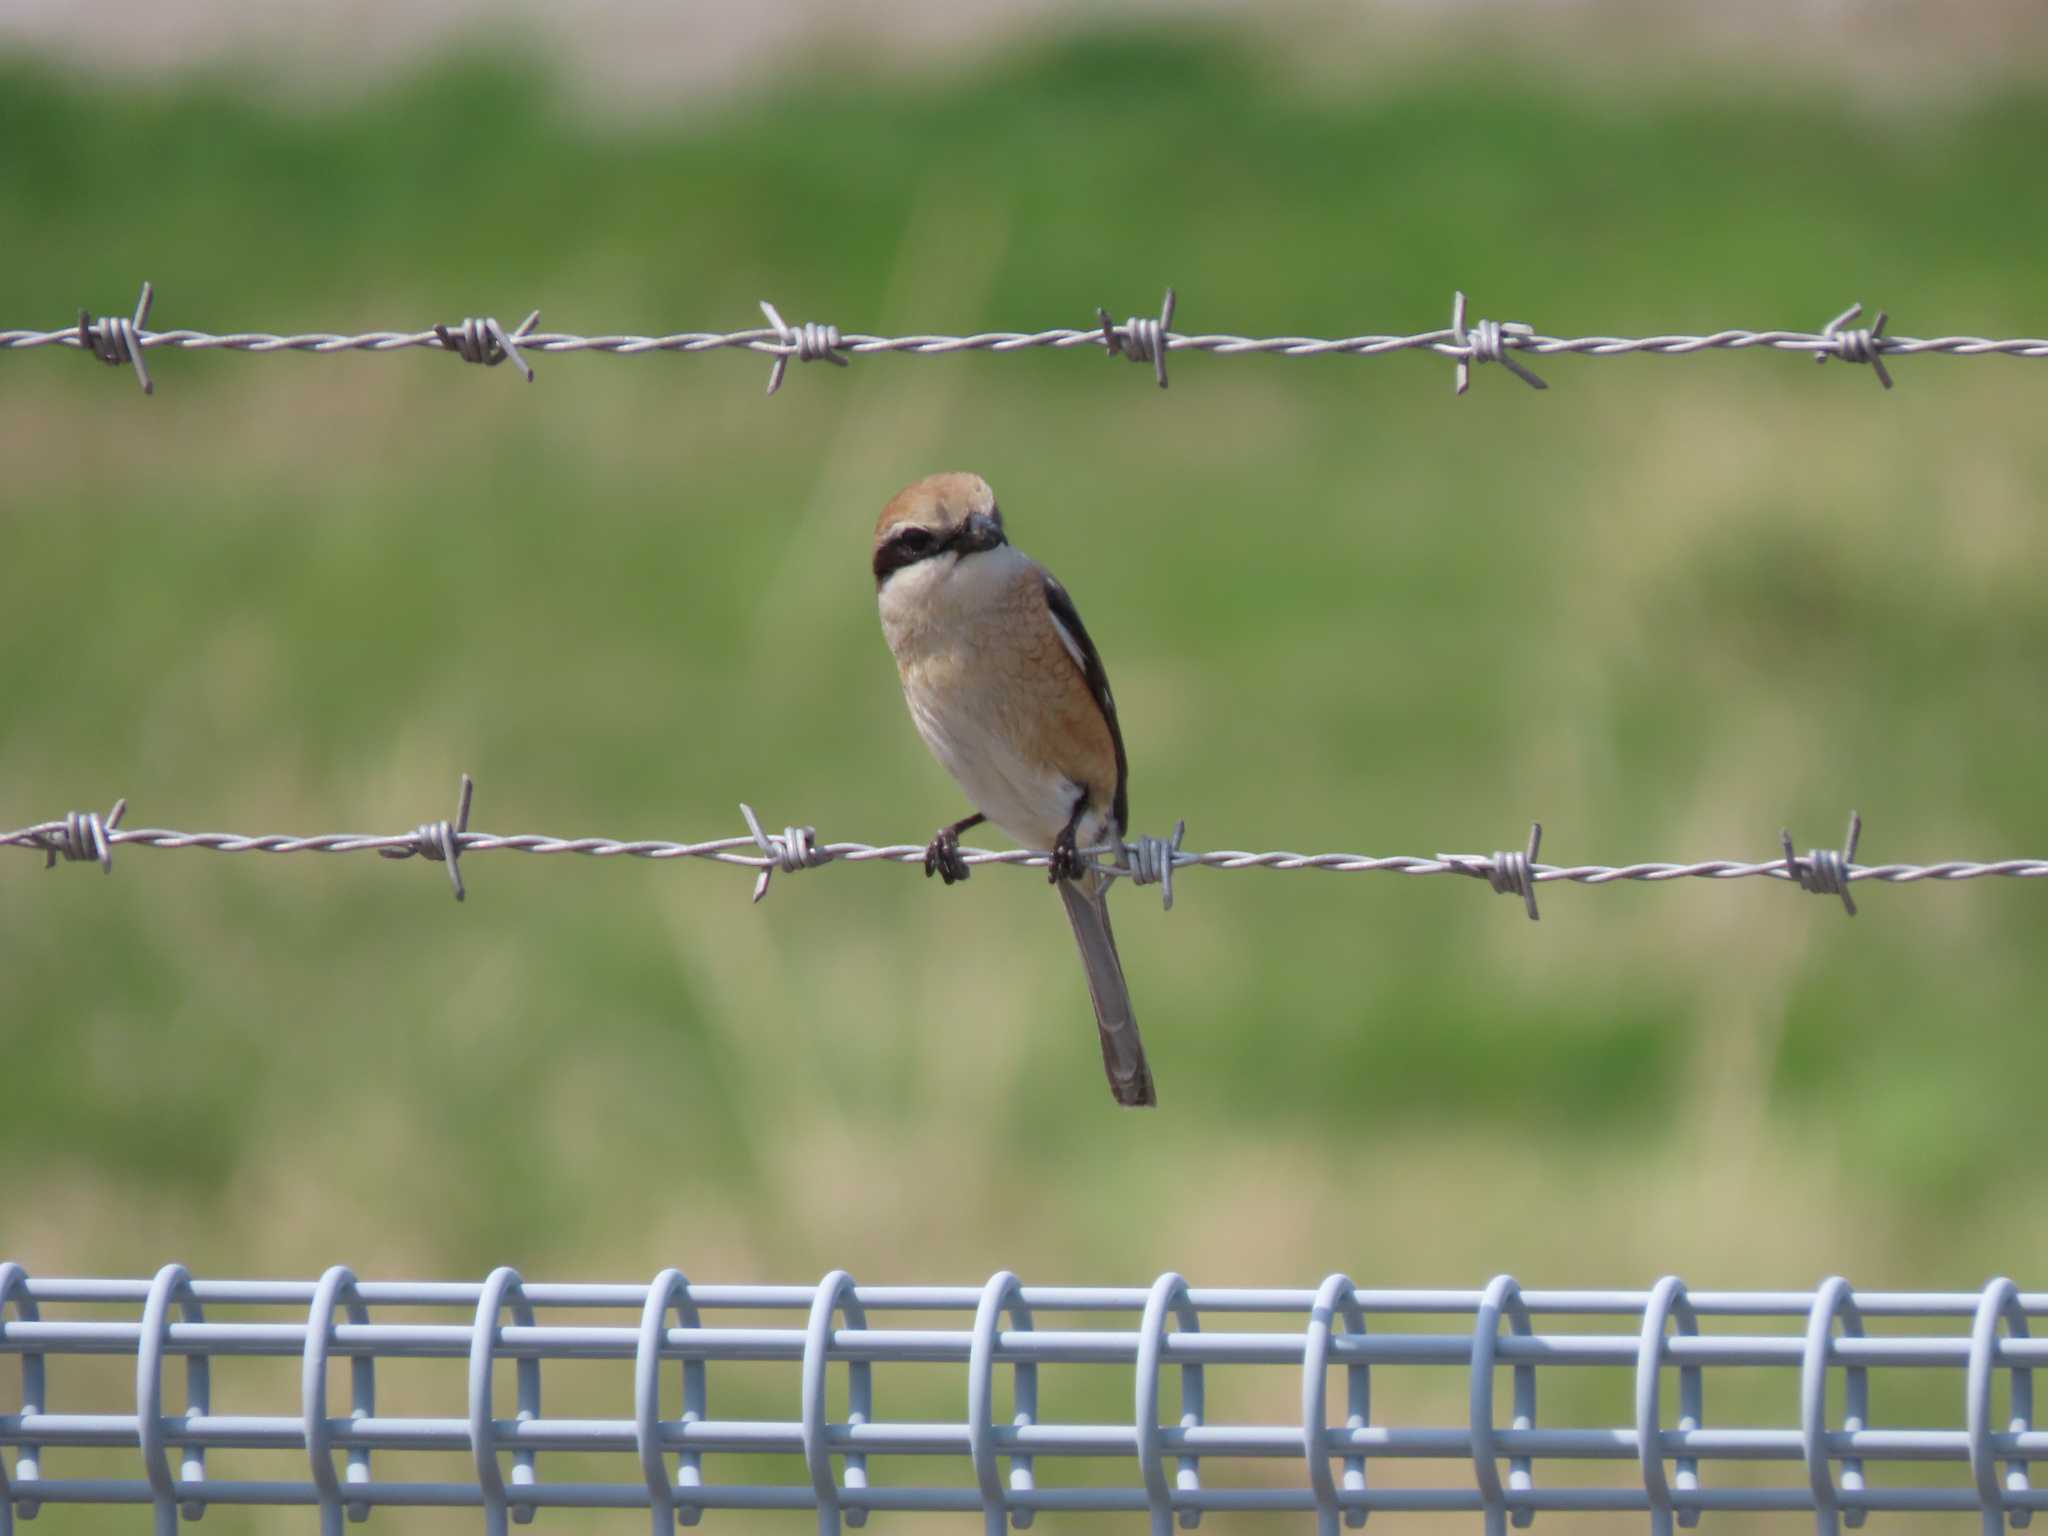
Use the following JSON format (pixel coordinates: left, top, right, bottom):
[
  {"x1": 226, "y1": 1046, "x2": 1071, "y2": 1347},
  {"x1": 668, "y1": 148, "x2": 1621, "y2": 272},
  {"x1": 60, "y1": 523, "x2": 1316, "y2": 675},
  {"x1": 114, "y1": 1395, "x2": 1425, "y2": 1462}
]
[{"x1": 872, "y1": 472, "x2": 1007, "y2": 589}]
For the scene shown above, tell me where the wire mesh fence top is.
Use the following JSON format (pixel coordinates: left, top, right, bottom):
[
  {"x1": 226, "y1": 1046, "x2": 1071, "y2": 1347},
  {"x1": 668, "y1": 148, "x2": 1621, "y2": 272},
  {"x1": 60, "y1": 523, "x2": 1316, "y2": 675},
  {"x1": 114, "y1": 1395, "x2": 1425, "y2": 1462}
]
[{"x1": 0, "y1": 1264, "x2": 2043, "y2": 1533}]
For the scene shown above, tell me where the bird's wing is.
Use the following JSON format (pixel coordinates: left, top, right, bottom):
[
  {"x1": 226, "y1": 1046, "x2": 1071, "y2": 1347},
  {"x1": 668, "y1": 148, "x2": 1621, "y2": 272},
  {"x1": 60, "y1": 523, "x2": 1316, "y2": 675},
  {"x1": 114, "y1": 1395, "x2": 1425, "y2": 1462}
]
[{"x1": 1040, "y1": 571, "x2": 1129, "y2": 835}]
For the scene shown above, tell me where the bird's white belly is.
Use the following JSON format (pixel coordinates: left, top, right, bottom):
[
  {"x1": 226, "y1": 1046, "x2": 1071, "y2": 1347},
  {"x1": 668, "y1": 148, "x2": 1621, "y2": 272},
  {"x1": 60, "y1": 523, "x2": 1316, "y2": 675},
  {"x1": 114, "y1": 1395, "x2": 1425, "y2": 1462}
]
[{"x1": 903, "y1": 675, "x2": 1082, "y2": 849}]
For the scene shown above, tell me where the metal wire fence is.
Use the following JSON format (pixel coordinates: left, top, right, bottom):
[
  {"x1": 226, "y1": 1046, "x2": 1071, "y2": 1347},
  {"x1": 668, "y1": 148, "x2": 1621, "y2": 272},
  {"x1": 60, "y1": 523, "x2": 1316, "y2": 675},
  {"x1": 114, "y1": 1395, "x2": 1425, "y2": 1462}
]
[
  {"x1": 8, "y1": 283, "x2": 2048, "y2": 396},
  {"x1": 0, "y1": 1265, "x2": 2040, "y2": 1535},
  {"x1": 4, "y1": 783, "x2": 2045, "y2": 919}
]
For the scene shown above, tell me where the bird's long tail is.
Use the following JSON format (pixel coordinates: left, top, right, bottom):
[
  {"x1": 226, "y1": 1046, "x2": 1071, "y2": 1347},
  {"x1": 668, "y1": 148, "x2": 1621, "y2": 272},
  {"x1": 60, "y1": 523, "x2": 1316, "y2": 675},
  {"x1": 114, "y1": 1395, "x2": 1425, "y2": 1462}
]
[{"x1": 1056, "y1": 869, "x2": 1156, "y2": 1107}]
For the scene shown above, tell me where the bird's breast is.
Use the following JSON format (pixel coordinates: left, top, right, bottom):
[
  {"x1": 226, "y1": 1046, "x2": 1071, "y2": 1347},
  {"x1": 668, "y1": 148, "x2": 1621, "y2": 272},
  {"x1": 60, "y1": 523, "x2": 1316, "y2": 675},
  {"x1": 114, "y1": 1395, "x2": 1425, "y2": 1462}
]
[{"x1": 879, "y1": 550, "x2": 1113, "y2": 848}]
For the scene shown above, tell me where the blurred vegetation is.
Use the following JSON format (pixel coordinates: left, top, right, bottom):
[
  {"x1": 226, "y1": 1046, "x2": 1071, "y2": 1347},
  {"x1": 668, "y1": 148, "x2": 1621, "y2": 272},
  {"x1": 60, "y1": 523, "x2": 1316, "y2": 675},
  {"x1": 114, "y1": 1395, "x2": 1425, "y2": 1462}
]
[{"x1": 3, "y1": 26, "x2": 2048, "y2": 1532}]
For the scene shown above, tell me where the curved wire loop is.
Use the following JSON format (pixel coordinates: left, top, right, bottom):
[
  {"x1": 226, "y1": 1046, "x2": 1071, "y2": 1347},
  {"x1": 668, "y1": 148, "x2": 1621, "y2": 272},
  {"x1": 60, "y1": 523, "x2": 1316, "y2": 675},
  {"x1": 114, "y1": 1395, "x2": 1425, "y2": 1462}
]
[
  {"x1": 802, "y1": 1272, "x2": 874, "y2": 1536},
  {"x1": 0, "y1": 1263, "x2": 44, "y2": 1532},
  {"x1": 1136, "y1": 1272, "x2": 1206, "y2": 1535},
  {"x1": 1801, "y1": 1277, "x2": 1869, "y2": 1535},
  {"x1": 1470, "y1": 1275, "x2": 1538, "y2": 1536},
  {"x1": 1635, "y1": 1276, "x2": 1704, "y2": 1536},
  {"x1": 1967, "y1": 1278, "x2": 2035, "y2": 1535},
  {"x1": 968, "y1": 1272, "x2": 1039, "y2": 1535},
  {"x1": 302, "y1": 1265, "x2": 375, "y2": 1534},
  {"x1": 636, "y1": 1269, "x2": 708, "y2": 1533},
  {"x1": 1302, "y1": 1273, "x2": 1369, "y2": 1535},
  {"x1": 137, "y1": 1263, "x2": 210, "y2": 1535},
  {"x1": 470, "y1": 1267, "x2": 542, "y2": 1535}
]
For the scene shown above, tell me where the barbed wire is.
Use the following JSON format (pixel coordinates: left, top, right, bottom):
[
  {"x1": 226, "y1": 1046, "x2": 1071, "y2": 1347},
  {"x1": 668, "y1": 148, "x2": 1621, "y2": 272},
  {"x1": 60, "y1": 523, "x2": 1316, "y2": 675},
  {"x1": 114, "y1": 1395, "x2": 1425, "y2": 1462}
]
[
  {"x1": 9, "y1": 282, "x2": 2048, "y2": 397},
  {"x1": 6, "y1": 782, "x2": 2045, "y2": 920},
  {"x1": 3, "y1": 1263, "x2": 2044, "y2": 1534}
]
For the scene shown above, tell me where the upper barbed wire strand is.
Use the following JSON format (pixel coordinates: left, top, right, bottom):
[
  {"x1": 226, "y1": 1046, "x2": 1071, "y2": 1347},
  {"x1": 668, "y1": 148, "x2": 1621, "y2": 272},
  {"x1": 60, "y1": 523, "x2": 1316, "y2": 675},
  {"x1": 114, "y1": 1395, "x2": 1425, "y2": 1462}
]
[{"x1": 10, "y1": 313, "x2": 2048, "y2": 366}]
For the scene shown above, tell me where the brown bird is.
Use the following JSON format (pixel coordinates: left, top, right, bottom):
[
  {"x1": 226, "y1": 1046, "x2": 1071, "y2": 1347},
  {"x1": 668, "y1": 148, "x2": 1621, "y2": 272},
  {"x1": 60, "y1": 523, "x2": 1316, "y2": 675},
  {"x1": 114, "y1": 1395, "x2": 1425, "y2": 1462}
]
[{"x1": 873, "y1": 472, "x2": 1154, "y2": 1106}]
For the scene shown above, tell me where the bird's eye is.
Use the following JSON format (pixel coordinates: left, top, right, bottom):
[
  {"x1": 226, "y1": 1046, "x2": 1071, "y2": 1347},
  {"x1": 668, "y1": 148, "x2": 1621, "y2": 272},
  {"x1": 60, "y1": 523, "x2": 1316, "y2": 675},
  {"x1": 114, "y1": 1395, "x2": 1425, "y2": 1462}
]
[{"x1": 895, "y1": 527, "x2": 935, "y2": 554}]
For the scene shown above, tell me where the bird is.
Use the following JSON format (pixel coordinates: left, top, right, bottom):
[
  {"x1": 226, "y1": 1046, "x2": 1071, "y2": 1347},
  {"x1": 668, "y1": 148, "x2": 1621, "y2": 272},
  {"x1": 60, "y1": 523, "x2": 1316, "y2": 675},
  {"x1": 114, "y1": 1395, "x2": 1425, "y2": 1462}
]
[{"x1": 872, "y1": 471, "x2": 1155, "y2": 1107}]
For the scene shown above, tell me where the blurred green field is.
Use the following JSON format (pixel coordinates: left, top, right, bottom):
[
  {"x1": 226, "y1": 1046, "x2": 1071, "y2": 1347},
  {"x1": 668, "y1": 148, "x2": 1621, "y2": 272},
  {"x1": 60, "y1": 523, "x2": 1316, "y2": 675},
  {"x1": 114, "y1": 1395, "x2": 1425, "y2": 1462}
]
[{"x1": 4, "y1": 28, "x2": 2048, "y2": 1532}]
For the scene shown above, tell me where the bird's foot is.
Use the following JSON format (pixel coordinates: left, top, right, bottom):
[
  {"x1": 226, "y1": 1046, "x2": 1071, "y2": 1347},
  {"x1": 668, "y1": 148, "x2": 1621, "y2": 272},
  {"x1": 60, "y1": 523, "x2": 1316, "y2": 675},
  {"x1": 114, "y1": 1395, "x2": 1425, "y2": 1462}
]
[
  {"x1": 1048, "y1": 824, "x2": 1085, "y2": 884},
  {"x1": 924, "y1": 826, "x2": 971, "y2": 885}
]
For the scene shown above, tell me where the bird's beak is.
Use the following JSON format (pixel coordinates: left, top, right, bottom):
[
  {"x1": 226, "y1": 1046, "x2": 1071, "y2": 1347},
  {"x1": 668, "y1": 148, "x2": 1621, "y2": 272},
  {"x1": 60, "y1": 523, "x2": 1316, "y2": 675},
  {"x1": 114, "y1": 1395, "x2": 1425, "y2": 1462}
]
[{"x1": 955, "y1": 511, "x2": 1005, "y2": 554}]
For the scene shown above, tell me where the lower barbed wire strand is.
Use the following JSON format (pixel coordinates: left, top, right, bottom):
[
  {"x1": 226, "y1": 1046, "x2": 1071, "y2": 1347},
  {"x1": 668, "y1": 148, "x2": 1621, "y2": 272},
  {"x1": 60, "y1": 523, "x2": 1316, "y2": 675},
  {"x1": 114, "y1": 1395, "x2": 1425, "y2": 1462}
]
[{"x1": 5, "y1": 814, "x2": 2047, "y2": 893}]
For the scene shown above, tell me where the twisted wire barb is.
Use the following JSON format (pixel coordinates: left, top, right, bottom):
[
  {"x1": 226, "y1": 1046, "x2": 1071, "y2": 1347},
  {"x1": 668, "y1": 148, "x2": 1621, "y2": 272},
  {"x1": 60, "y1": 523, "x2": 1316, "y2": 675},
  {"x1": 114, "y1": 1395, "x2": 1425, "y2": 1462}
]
[
  {"x1": 75, "y1": 281, "x2": 156, "y2": 394},
  {"x1": 13, "y1": 283, "x2": 2048, "y2": 396},
  {"x1": 1450, "y1": 290, "x2": 1545, "y2": 394},
  {"x1": 1, "y1": 1266, "x2": 2044, "y2": 1527},
  {"x1": 1783, "y1": 812, "x2": 1862, "y2": 918},
  {"x1": 757, "y1": 300, "x2": 848, "y2": 394},
  {"x1": 1440, "y1": 822, "x2": 1544, "y2": 920},
  {"x1": 1098, "y1": 287, "x2": 1176, "y2": 388},
  {"x1": 19, "y1": 797, "x2": 126, "y2": 874},
  {"x1": 7, "y1": 783, "x2": 2045, "y2": 912},
  {"x1": 376, "y1": 772, "x2": 474, "y2": 901},
  {"x1": 434, "y1": 310, "x2": 541, "y2": 382},
  {"x1": 1818, "y1": 303, "x2": 1892, "y2": 390}
]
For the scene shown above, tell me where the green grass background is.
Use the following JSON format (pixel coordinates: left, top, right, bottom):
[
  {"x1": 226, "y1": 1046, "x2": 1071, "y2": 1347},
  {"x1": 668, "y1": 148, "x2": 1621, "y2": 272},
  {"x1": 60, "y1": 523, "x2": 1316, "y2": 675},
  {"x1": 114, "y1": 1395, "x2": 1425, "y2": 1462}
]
[{"x1": 3, "y1": 25, "x2": 2047, "y2": 1532}]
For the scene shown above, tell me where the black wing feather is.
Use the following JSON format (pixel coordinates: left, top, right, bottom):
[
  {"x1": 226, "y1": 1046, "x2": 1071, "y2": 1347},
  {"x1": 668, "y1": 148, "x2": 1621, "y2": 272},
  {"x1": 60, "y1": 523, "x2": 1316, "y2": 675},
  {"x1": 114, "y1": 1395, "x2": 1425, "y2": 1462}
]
[{"x1": 1042, "y1": 572, "x2": 1129, "y2": 835}]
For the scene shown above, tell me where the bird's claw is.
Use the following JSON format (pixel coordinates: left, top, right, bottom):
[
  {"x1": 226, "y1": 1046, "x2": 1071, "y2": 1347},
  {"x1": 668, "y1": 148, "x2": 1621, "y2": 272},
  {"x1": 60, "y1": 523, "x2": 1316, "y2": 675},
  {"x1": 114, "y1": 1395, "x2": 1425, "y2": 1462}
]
[
  {"x1": 1048, "y1": 825, "x2": 1085, "y2": 884},
  {"x1": 924, "y1": 826, "x2": 971, "y2": 885}
]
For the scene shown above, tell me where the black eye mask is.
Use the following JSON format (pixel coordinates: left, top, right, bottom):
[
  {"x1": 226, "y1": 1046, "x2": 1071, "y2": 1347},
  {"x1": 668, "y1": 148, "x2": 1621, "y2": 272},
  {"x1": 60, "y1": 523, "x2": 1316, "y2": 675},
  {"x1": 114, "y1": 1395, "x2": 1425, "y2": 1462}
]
[
  {"x1": 873, "y1": 525, "x2": 939, "y2": 585},
  {"x1": 872, "y1": 511, "x2": 1005, "y2": 586}
]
